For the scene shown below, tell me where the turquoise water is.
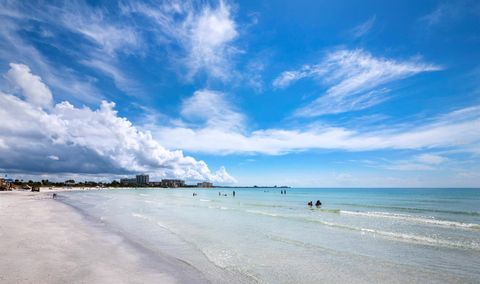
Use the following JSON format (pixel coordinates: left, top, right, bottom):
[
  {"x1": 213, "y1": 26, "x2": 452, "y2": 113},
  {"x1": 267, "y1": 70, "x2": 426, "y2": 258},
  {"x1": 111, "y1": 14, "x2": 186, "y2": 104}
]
[{"x1": 60, "y1": 188, "x2": 480, "y2": 283}]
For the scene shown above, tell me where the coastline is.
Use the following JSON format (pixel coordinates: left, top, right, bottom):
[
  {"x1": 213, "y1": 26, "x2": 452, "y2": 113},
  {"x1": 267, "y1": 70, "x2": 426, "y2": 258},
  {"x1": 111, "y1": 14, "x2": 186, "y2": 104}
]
[
  {"x1": 2, "y1": 189, "x2": 479, "y2": 283},
  {"x1": 0, "y1": 190, "x2": 211, "y2": 283}
]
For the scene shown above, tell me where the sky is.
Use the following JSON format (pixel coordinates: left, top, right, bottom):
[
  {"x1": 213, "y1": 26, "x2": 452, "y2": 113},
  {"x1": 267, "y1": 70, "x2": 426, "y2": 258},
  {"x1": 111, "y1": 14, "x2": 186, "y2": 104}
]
[{"x1": 0, "y1": 0, "x2": 479, "y2": 187}]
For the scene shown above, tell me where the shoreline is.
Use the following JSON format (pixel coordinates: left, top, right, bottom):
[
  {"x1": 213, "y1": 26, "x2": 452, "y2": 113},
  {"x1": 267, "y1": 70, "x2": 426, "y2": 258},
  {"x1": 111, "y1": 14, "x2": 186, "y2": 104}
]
[
  {"x1": 3, "y1": 189, "x2": 478, "y2": 283},
  {"x1": 0, "y1": 190, "x2": 213, "y2": 283}
]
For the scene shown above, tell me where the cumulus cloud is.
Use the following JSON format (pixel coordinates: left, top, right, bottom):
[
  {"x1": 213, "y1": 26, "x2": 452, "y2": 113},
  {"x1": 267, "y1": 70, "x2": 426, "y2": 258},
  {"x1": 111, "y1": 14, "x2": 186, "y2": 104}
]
[
  {"x1": 0, "y1": 64, "x2": 235, "y2": 183},
  {"x1": 127, "y1": 0, "x2": 238, "y2": 80},
  {"x1": 273, "y1": 49, "x2": 442, "y2": 116},
  {"x1": 5, "y1": 63, "x2": 53, "y2": 109}
]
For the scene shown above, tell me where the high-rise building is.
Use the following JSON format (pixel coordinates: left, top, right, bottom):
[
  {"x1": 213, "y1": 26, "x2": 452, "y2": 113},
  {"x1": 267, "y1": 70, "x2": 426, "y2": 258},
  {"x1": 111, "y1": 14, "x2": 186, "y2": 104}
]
[{"x1": 136, "y1": 174, "x2": 149, "y2": 185}]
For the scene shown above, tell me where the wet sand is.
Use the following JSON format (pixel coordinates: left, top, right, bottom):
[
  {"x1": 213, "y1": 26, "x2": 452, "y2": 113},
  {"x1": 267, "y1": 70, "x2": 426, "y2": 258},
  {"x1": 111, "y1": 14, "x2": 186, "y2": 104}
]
[{"x1": 0, "y1": 190, "x2": 209, "y2": 283}]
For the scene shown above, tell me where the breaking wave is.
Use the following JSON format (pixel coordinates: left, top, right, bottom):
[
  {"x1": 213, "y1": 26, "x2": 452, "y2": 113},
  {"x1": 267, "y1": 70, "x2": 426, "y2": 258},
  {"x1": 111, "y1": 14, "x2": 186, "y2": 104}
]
[
  {"x1": 241, "y1": 210, "x2": 480, "y2": 251},
  {"x1": 339, "y1": 203, "x2": 480, "y2": 217},
  {"x1": 339, "y1": 210, "x2": 480, "y2": 230}
]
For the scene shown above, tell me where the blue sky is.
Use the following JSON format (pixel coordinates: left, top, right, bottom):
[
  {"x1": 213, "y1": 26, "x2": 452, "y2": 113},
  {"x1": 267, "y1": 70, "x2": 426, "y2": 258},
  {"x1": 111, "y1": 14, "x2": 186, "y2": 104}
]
[{"x1": 0, "y1": 0, "x2": 479, "y2": 187}]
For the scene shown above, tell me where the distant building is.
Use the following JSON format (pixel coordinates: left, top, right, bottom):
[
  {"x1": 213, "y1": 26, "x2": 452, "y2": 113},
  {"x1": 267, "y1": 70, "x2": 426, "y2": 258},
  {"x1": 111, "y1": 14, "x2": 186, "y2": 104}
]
[
  {"x1": 120, "y1": 178, "x2": 136, "y2": 185},
  {"x1": 119, "y1": 175, "x2": 149, "y2": 186},
  {"x1": 161, "y1": 179, "x2": 185, "y2": 188},
  {"x1": 136, "y1": 174, "x2": 149, "y2": 185},
  {"x1": 197, "y1": 182, "x2": 213, "y2": 188}
]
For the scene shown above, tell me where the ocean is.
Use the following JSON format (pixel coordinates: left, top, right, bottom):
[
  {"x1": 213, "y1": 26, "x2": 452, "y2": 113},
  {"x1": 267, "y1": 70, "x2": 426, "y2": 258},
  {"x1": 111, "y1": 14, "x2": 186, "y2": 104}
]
[{"x1": 59, "y1": 188, "x2": 480, "y2": 283}]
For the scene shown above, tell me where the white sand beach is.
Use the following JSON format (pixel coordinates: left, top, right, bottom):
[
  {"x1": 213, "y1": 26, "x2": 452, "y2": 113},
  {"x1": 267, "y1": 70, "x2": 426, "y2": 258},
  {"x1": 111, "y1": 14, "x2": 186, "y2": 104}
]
[{"x1": 0, "y1": 190, "x2": 208, "y2": 284}]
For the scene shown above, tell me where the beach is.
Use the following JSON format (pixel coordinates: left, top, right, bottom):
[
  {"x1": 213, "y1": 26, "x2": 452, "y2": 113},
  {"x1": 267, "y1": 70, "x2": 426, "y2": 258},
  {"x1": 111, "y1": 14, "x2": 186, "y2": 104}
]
[
  {"x1": 1, "y1": 188, "x2": 480, "y2": 283},
  {"x1": 0, "y1": 190, "x2": 218, "y2": 284}
]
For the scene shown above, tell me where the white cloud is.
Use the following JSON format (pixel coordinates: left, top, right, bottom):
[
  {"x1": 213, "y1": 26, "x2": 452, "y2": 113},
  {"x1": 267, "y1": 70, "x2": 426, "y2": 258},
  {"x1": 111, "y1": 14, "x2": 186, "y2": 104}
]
[
  {"x1": 383, "y1": 153, "x2": 447, "y2": 171},
  {"x1": 65, "y1": 14, "x2": 139, "y2": 56},
  {"x1": 181, "y1": 89, "x2": 245, "y2": 131},
  {"x1": 273, "y1": 49, "x2": 442, "y2": 116},
  {"x1": 419, "y1": 3, "x2": 461, "y2": 27},
  {"x1": 187, "y1": 1, "x2": 238, "y2": 79},
  {"x1": 4, "y1": 63, "x2": 53, "y2": 109},
  {"x1": 419, "y1": 1, "x2": 480, "y2": 30},
  {"x1": 420, "y1": 4, "x2": 448, "y2": 26},
  {"x1": 155, "y1": 119, "x2": 477, "y2": 155},
  {"x1": 300, "y1": 88, "x2": 391, "y2": 116},
  {"x1": 349, "y1": 15, "x2": 376, "y2": 38},
  {"x1": 243, "y1": 58, "x2": 265, "y2": 92},
  {"x1": 273, "y1": 69, "x2": 308, "y2": 89},
  {"x1": 415, "y1": 153, "x2": 446, "y2": 165},
  {"x1": 0, "y1": 64, "x2": 235, "y2": 184},
  {"x1": 57, "y1": 3, "x2": 143, "y2": 95},
  {"x1": 153, "y1": 92, "x2": 480, "y2": 156},
  {"x1": 80, "y1": 56, "x2": 140, "y2": 96},
  {"x1": 386, "y1": 163, "x2": 434, "y2": 171},
  {"x1": 47, "y1": 155, "x2": 60, "y2": 161},
  {"x1": 127, "y1": 0, "x2": 238, "y2": 81}
]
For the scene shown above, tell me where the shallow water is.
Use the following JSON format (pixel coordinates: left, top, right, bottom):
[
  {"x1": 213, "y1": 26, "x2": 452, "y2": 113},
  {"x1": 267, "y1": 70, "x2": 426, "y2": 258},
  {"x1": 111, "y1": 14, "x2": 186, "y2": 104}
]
[{"x1": 60, "y1": 188, "x2": 480, "y2": 283}]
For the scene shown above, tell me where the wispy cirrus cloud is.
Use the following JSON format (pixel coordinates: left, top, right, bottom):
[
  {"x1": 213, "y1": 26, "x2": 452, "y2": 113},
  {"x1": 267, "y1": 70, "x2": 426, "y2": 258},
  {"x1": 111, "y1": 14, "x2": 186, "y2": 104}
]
[
  {"x1": 0, "y1": 1, "x2": 140, "y2": 100},
  {"x1": 55, "y1": 2, "x2": 144, "y2": 95},
  {"x1": 0, "y1": 0, "x2": 243, "y2": 98},
  {"x1": 273, "y1": 49, "x2": 442, "y2": 116},
  {"x1": 80, "y1": 56, "x2": 142, "y2": 96},
  {"x1": 420, "y1": 3, "x2": 452, "y2": 27},
  {"x1": 420, "y1": 2, "x2": 463, "y2": 27},
  {"x1": 419, "y1": 1, "x2": 480, "y2": 29},
  {"x1": 416, "y1": 153, "x2": 447, "y2": 165},
  {"x1": 384, "y1": 153, "x2": 448, "y2": 171},
  {"x1": 349, "y1": 15, "x2": 376, "y2": 39},
  {"x1": 60, "y1": 9, "x2": 140, "y2": 56},
  {"x1": 0, "y1": 7, "x2": 102, "y2": 104}
]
